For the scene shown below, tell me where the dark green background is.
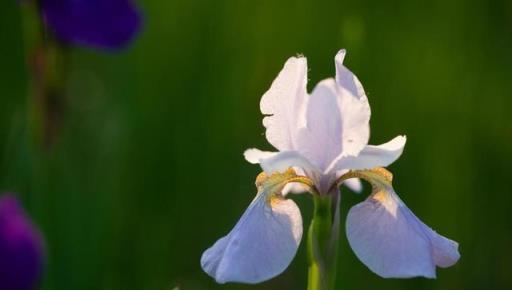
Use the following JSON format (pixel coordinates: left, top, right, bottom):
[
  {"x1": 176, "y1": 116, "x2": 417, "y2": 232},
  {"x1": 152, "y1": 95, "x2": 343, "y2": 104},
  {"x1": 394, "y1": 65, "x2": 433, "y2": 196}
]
[{"x1": 1, "y1": 0, "x2": 511, "y2": 289}]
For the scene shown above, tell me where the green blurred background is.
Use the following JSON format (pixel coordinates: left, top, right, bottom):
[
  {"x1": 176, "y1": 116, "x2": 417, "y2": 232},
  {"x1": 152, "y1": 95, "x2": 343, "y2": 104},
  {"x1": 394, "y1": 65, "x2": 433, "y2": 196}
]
[{"x1": 1, "y1": 0, "x2": 512, "y2": 289}]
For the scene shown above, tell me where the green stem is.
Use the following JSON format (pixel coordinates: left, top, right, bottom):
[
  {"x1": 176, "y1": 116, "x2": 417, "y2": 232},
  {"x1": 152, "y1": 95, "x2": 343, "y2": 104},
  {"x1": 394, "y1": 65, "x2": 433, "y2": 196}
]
[{"x1": 307, "y1": 193, "x2": 340, "y2": 290}]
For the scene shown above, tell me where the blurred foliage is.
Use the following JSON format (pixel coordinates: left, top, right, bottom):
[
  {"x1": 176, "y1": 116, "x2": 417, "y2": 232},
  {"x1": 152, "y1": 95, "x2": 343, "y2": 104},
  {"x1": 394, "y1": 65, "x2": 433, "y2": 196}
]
[{"x1": 1, "y1": 0, "x2": 512, "y2": 289}]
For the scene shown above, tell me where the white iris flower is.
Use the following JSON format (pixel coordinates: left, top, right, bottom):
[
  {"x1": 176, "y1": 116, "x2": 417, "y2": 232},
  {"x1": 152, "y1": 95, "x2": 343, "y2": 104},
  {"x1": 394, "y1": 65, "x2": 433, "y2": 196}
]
[{"x1": 201, "y1": 49, "x2": 460, "y2": 284}]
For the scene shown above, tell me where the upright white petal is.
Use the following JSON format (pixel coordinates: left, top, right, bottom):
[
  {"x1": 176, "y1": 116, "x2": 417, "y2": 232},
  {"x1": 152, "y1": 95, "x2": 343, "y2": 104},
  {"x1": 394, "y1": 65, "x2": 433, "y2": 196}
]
[
  {"x1": 335, "y1": 50, "x2": 367, "y2": 103},
  {"x1": 296, "y1": 79, "x2": 345, "y2": 170},
  {"x1": 296, "y1": 74, "x2": 371, "y2": 171},
  {"x1": 201, "y1": 190, "x2": 303, "y2": 283},
  {"x1": 333, "y1": 49, "x2": 371, "y2": 157},
  {"x1": 260, "y1": 56, "x2": 308, "y2": 151},
  {"x1": 346, "y1": 185, "x2": 460, "y2": 278},
  {"x1": 328, "y1": 135, "x2": 406, "y2": 172}
]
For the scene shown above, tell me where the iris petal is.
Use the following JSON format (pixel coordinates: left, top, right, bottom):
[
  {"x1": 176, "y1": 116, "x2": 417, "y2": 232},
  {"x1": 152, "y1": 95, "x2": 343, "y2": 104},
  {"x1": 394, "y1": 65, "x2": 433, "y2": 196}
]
[
  {"x1": 259, "y1": 151, "x2": 322, "y2": 184},
  {"x1": 243, "y1": 148, "x2": 277, "y2": 164},
  {"x1": 244, "y1": 149, "x2": 321, "y2": 183},
  {"x1": 333, "y1": 49, "x2": 371, "y2": 157},
  {"x1": 328, "y1": 135, "x2": 406, "y2": 172},
  {"x1": 201, "y1": 186, "x2": 303, "y2": 283},
  {"x1": 260, "y1": 56, "x2": 308, "y2": 151},
  {"x1": 335, "y1": 49, "x2": 367, "y2": 103},
  {"x1": 296, "y1": 79, "x2": 346, "y2": 170},
  {"x1": 346, "y1": 185, "x2": 460, "y2": 278}
]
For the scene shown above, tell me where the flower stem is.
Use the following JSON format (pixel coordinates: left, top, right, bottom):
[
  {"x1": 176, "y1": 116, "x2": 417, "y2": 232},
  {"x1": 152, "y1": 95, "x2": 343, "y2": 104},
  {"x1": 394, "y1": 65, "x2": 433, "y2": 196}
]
[{"x1": 307, "y1": 193, "x2": 340, "y2": 290}]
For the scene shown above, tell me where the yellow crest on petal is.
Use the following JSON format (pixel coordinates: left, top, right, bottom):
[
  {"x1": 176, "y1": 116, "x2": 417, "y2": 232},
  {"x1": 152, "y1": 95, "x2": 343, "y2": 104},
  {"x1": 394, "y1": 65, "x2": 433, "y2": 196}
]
[
  {"x1": 254, "y1": 168, "x2": 317, "y2": 206},
  {"x1": 337, "y1": 167, "x2": 398, "y2": 215}
]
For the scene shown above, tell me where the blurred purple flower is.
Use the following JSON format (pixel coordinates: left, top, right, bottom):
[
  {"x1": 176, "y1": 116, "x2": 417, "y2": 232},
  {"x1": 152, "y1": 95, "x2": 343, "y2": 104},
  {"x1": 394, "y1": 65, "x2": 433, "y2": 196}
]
[
  {"x1": 0, "y1": 195, "x2": 45, "y2": 290},
  {"x1": 40, "y1": 0, "x2": 142, "y2": 50}
]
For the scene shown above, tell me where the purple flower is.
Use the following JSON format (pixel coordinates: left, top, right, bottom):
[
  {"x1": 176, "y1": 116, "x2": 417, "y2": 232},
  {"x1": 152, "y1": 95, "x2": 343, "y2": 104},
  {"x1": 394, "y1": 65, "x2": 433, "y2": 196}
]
[
  {"x1": 40, "y1": 0, "x2": 142, "y2": 50},
  {"x1": 0, "y1": 195, "x2": 45, "y2": 290}
]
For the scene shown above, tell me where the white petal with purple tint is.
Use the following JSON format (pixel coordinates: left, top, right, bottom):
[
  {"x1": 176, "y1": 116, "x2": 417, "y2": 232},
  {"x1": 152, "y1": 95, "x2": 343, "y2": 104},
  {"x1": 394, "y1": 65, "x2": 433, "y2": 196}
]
[
  {"x1": 260, "y1": 57, "x2": 308, "y2": 151},
  {"x1": 244, "y1": 148, "x2": 277, "y2": 164},
  {"x1": 201, "y1": 188, "x2": 303, "y2": 283},
  {"x1": 329, "y1": 135, "x2": 406, "y2": 172},
  {"x1": 258, "y1": 151, "x2": 322, "y2": 181},
  {"x1": 334, "y1": 49, "x2": 371, "y2": 157},
  {"x1": 346, "y1": 185, "x2": 460, "y2": 278}
]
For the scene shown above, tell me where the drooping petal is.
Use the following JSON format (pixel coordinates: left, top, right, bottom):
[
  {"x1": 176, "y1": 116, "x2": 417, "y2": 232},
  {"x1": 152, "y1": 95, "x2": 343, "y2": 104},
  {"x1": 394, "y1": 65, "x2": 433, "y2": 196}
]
[
  {"x1": 41, "y1": 0, "x2": 142, "y2": 50},
  {"x1": 201, "y1": 174, "x2": 303, "y2": 284},
  {"x1": 346, "y1": 183, "x2": 460, "y2": 278},
  {"x1": 428, "y1": 226, "x2": 461, "y2": 268},
  {"x1": 260, "y1": 56, "x2": 308, "y2": 151},
  {"x1": 328, "y1": 135, "x2": 406, "y2": 172},
  {"x1": 0, "y1": 194, "x2": 45, "y2": 290}
]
